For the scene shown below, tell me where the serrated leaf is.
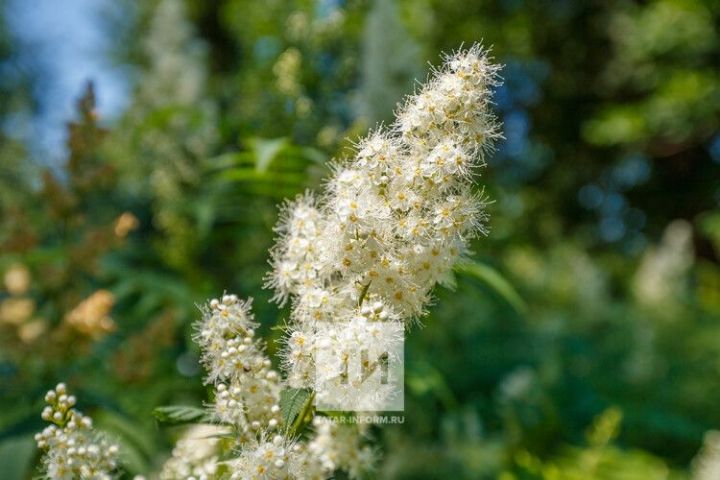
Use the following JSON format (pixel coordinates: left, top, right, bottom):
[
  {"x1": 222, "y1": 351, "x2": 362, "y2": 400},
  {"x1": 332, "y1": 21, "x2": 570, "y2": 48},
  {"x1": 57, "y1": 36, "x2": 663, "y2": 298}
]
[
  {"x1": 279, "y1": 388, "x2": 311, "y2": 430},
  {"x1": 152, "y1": 405, "x2": 208, "y2": 425},
  {"x1": 455, "y1": 261, "x2": 527, "y2": 314}
]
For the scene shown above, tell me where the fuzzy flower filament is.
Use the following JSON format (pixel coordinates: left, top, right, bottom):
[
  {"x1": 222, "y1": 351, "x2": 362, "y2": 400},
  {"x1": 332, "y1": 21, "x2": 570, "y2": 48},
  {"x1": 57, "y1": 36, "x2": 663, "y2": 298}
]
[{"x1": 266, "y1": 44, "x2": 501, "y2": 393}]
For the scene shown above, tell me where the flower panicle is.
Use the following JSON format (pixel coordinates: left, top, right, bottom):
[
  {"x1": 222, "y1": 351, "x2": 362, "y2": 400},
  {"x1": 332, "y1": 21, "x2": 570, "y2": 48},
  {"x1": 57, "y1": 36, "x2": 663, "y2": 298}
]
[
  {"x1": 265, "y1": 45, "x2": 502, "y2": 401},
  {"x1": 194, "y1": 294, "x2": 283, "y2": 438},
  {"x1": 35, "y1": 383, "x2": 119, "y2": 480}
]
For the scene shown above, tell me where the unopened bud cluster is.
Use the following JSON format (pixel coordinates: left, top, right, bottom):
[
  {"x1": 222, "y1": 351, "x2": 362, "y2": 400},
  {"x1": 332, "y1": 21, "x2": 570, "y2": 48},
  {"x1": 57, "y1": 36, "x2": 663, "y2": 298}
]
[
  {"x1": 194, "y1": 294, "x2": 282, "y2": 438},
  {"x1": 35, "y1": 383, "x2": 118, "y2": 479}
]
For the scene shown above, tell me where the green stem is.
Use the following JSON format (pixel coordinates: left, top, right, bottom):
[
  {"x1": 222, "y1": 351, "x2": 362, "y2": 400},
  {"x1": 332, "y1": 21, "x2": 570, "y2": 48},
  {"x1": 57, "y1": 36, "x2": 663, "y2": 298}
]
[
  {"x1": 358, "y1": 281, "x2": 372, "y2": 306},
  {"x1": 289, "y1": 391, "x2": 316, "y2": 437}
]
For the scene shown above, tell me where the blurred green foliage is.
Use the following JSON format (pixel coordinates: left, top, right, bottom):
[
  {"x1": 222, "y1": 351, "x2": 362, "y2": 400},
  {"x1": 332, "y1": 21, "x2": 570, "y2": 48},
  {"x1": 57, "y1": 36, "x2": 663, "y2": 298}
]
[{"x1": 1, "y1": 0, "x2": 719, "y2": 478}]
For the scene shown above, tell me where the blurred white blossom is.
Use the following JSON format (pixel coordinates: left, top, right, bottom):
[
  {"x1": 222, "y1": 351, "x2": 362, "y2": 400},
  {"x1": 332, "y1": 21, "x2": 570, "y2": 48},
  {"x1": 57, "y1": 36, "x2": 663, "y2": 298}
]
[
  {"x1": 693, "y1": 431, "x2": 720, "y2": 480},
  {"x1": 633, "y1": 219, "x2": 694, "y2": 311},
  {"x1": 159, "y1": 424, "x2": 227, "y2": 480}
]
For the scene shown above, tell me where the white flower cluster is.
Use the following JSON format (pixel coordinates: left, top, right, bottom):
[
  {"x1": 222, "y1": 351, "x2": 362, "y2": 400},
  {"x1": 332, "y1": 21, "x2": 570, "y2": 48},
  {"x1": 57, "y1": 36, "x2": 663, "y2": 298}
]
[
  {"x1": 159, "y1": 424, "x2": 227, "y2": 480},
  {"x1": 313, "y1": 309, "x2": 404, "y2": 410},
  {"x1": 189, "y1": 293, "x2": 371, "y2": 479},
  {"x1": 266, "y1": 44, "x2": 500, "y2": 391},
  {"x1": 230, "y1": 435, "x2": 289, "y2": 479},
  {"x1": 305, "y1": 417, "x2": 375, "y2": 478},
  {"x1": 229, "y1": 419, "x2": 372, "y2": 480},
  {"x1": 35, "y1": 383, "x2": 119, "y2": 480},
  {"x1": 194, "y1": 294, "x2": 282, "y2": 439}
]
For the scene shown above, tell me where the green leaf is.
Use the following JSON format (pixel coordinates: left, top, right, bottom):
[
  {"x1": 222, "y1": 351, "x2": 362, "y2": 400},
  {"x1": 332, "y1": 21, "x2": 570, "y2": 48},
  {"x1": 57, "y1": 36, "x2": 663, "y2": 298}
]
[
  {"x1": 299, "y1": 146, "x2": 328, "y2": 165},
  {"x1": 247, "y1": 137, "x2": 288, "y2": 173},
  {"x1": 218, "y1": 169, "x2": 308, "y2": 186},
  {"x1": 152, "y1": 405, "x2": 209, "y2": 425},
  {"x1": 279, "y1": 388, "x2": 311, "y2": 430},
  {"x1": 358, "y1": 281, "x2": 372, "y2": 306},
  {"x1": 94, "y1": 411, "x2": 156, "y2": 475},
  {"x1": 406, "y1": 361, "x2": 459, "y2": 411},
  {"x1": 455, "y1": 261, "x2": 527, "y2": 314},
  {"x1": 0, "y1": 435, "x2": 35, "y2": 480}
]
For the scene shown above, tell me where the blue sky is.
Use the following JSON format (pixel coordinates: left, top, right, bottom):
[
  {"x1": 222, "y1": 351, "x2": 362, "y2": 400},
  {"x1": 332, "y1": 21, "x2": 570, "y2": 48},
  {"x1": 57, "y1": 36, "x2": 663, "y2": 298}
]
[{"x1": 6, "y1": 0, "x2": 130, "y2": 164}]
